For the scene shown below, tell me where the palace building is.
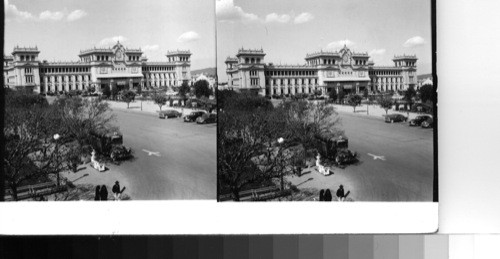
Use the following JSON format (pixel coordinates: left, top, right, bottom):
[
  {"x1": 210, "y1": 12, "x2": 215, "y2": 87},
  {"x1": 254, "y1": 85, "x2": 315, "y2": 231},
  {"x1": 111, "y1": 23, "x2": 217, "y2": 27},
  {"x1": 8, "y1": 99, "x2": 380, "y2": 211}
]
[
  {"x1": 3, "y1": 42, "x2": 191, "y2": 93},
  {"x1": 225, "y1": 46, "x2": 417, "y2": 96}
]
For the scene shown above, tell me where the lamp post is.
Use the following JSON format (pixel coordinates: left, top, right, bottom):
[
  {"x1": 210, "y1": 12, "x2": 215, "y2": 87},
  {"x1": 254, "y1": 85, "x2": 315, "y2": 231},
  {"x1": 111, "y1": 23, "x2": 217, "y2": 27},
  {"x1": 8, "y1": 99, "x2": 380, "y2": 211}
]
[
  {"x1": 53, "y1": 134, "x2": 61, "y2": 187},
  {"x1": 277, "y1": 137, "x2": 285, "y2": 191}
]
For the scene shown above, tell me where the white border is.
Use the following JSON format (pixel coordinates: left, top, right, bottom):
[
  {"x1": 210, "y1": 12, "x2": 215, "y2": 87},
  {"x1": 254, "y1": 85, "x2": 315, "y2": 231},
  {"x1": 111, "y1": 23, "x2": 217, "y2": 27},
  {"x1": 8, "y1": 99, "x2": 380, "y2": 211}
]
[{"x1": 0, "y1": 201, "x2": 437, "y2": 234}]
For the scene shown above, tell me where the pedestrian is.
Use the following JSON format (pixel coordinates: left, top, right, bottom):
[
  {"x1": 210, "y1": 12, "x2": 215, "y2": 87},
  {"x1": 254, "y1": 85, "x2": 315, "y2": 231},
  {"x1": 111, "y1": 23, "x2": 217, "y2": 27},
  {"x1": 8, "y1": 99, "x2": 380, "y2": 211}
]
[
  {"x1": 112, "y1": 181, "x2": 121, "y2": 201},
  {"x1": 336, "y1": 185, "x2": 345, "y2": 202},
  {"x1": 319, "y1": 189, "x2": 325, "y2": 201},
  {"x1": 324, "y1": 189, "x2": 333, "y2": 201},
  {"x1": 94, "y1": 185, "x2": 101, "y2": 201},
  {"x1": 100, "y1": 185, "x2": 108, "y2": 201}
]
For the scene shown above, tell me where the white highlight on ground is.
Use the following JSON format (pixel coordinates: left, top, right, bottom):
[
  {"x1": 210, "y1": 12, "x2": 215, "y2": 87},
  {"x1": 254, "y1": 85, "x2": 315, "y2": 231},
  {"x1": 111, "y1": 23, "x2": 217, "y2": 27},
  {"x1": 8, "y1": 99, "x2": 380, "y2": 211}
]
[
  {"x1": 142, "y1": 149, "x2": 161, "y2": 157},
  {"x1": 367, "y1": 153, "x2": 386, "y2": 161}
]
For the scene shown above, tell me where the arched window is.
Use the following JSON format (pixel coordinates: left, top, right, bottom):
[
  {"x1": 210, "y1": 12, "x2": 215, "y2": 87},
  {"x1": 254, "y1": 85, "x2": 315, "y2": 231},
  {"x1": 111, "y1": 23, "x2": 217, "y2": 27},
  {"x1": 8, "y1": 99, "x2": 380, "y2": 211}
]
[
  {"x1": 245, "y1": 58, "x2": 249, "y2": 64},
  {"x1": 251, "y1": 58, "x2": 255, "y2": 63}
]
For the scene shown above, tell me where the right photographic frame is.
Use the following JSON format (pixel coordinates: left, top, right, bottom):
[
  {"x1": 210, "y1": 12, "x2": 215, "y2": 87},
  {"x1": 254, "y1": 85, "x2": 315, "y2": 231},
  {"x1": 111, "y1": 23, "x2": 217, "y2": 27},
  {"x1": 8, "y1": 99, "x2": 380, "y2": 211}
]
[{"x1": 216, "y1": 0, "x2": 436, "y2": 203}]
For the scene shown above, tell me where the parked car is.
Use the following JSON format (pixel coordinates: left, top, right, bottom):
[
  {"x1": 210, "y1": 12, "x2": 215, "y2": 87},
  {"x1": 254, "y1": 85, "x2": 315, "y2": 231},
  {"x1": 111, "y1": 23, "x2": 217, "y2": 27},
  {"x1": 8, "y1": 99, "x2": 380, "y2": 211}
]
[
  {"x1": 110, "y1": 145, "x2": 132, "y2": 161},
  {"x1": 385, "y1": 114, "x2": 407, "y2": 123},
  {"x1": 183, "y1": 111, "x2": 206, "y2": 122},
  {"x1": 159, "y1": 110, "x2": 182, "y2": 119},
  {"x1": 196, "y1": 113, "x2": 217, "y2": 124},
  {"x1": 89, "y1": 131, "x2": 132, "y2": 161},
  {"x1": 409, "y1": 115, "x2": 432, "y2": 126},
  {"x1": 421, "y1": 117, "x2": 434, "y2": 128}
]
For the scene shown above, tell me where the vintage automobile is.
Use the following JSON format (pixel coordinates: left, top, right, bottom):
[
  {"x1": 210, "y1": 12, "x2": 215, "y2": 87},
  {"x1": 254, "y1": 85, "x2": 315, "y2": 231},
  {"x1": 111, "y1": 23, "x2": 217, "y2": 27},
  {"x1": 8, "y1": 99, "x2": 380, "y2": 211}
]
[
  {"x1": 183, "y1": 111, "x2": 206, "y2": 122},
  {"x1": 421, "y1": 117, "x2": 434, "y2": 128},
  {"x1": 196, "y1": 113, "x2": 217, "y2": 124},
  {"x1": 89, "y1": 131, "x2": 132, "y2": 161},
  {"x1": 385, "y1": 113, "x2": 407, "y2": 123},
  {"x1": 110, "y1": 145, "x2": 132, "y2": 161},
  {"x1": 159, "y1": 109, "x2": 182, "y2": 119},
  {"x1": 409, "y1": 115, "x2": 433, "y2": 126},
  {"x1": 314, "y1": 134, "x2": 357, "y2": 166}
]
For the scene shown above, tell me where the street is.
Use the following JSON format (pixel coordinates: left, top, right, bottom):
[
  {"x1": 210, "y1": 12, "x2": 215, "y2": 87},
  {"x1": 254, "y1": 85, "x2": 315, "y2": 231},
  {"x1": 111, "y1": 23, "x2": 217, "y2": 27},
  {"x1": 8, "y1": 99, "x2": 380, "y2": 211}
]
[
  {"x1": 65, "y1": 107, "x2": 216, "y2": 200},
  {"x1": 288, "y1": 109, "x2": 434, "y2": 201}
]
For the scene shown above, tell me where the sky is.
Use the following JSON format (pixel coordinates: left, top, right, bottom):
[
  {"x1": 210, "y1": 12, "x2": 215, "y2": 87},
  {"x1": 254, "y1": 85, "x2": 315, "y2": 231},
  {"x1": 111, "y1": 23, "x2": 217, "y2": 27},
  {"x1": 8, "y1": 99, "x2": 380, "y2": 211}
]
[
  {"x1": 4, "y1": 0, "x2": 216, "y2": 70},
  {"x1": 216, "y1": 0, "x2": 433, "y2": 82}
]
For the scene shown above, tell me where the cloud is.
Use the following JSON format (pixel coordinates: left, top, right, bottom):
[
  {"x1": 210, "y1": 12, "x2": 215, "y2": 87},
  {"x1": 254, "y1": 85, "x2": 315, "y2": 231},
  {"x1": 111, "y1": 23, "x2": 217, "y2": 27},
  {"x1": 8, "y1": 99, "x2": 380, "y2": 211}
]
[
  {"x1": 369, "y1": 49, "x2": 386, "y2": 56},
  {"x1": 294, "y1": 12, "x2": 314, "y2": 24},
  {"x1": 5, "y1": 0, "x2": 87, "y2": 22},
  {"x1": 216, "y1": 0, "x2": 259, "y2": 23},
  {"x1": 67, "y1": 10, "x2": 87, "y2": 21},
  {"x1": 39, "y1": 10, "x2": 65, "y2": 21},
  {"x1": 99, "y1": 36, "x2": 128, "y2": 46},
  {"x1": 142, "y1": 45, "x2": 160, "y2": 52},
  {"x1": 403, "y1": 36, "x2": 426, "y2": 48},
  {"x1": 265, "y1": 13, "x2": 291, "y2": 23},
  {"x1": 5, "y1": 0, "x2": 35, "y2": 21},
  {"x1": 326, "y1": 39, "x2": 355, "y2": 50},
  {"x1": 177, "y1": 31, "x2": 201, "y2": 43}
]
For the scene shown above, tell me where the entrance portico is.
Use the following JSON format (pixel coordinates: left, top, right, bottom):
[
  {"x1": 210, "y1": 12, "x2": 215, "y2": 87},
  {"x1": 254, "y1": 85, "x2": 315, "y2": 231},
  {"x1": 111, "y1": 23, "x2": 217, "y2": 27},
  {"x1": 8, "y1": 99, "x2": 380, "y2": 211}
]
[
  {"x1": 96, "y1": 74, "x2": 143, "y2": 92},
  {"x1": 324, "y1": 77, "x2": 370, "y2": 94}
]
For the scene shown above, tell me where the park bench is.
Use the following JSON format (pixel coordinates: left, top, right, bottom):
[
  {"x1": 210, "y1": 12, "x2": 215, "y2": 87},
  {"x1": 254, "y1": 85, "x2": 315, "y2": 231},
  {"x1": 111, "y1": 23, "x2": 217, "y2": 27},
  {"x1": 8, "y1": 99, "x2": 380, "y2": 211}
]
[
  {"x1": 4, "y1": 181, "x2": 67, "y2": 201},
  {"x1": 219, "y1": 185, "x2": 282, "y2": 202}
]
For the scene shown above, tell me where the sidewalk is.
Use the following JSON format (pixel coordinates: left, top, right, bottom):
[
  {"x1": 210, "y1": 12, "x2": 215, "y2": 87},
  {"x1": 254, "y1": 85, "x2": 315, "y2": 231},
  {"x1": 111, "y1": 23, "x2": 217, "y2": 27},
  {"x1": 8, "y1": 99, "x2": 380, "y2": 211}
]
[
  {"x1": 106, "y1": 100, "x2": 199, "y2": 117},
  {"x1": 331, "y1": 103, "x2": 423, "y2": 120}
]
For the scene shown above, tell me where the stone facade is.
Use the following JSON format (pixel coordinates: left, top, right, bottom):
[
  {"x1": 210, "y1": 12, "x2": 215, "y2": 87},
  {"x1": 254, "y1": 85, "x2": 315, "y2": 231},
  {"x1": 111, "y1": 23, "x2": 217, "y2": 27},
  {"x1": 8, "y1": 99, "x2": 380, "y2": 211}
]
[
  {"x1": 3, "y1": 42, "x2": 192, "y2": 93},
  {"x1": 225, "y1": 46, "x2": 417, "y2": 96}
]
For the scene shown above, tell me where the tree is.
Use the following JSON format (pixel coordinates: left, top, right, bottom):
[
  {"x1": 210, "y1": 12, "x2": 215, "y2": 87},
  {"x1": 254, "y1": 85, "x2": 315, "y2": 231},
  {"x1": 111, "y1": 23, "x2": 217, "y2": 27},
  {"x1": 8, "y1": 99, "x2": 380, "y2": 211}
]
[
  {"x1": 404, "y1": 85, "x2": 417, "y2": 110},
  {"x1": 217, "y1": 89, "x2": 238, "y2": 111},
  {"x1": 152, "y1": 92, "x2": 168, "y2": 111},
  {"x1": 329, "y1": 89, "x2": 338, "y2": 103},
  {"x1": 363, "y1": 88, "x2": 369, "y2": 99},
  {"x1": 337, "y1": 88, "x2": 345, "y2": 104},
  {"x1": 193, "y1": 79, "x2": 212, "y2": 98},
  {"x1": 121, "y1": 90, "x2": 136, "y2": 109},
  {"x1": 419, "y1": 84, "x2": 435, "y2": 104},
  {"x1": 4, "y1": 92, "x2": 116, "y2": 200},
  {"x1": 102, "y1": 85, "x2": 111, "y2": 98},
  {"x1": 347, "y1": 94, "x2": 362, "y2": 112},
  {"x1": 110, "y1": 86, "x2": 119, "y2": 100},
  {"x1": 379, "y1": 96, "x2": 393, "y2": 115},
  {"x1": 178, "y1": 81, "x2": 191, "y2": 102},
  {"x1": 224, "y1": 92, "x2": 273, "y2": 112}
]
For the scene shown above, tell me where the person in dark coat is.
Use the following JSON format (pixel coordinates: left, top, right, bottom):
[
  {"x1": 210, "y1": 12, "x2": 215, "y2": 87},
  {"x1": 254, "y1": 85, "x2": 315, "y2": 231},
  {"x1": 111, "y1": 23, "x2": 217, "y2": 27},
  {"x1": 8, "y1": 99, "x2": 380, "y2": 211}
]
[
  {"x1": 336, "y1": 185, "x2": 345, "y2": 201},
  {"x1": 94, "y1": 185, "x2": 101, "y2": 201},
  {"x1": 324, "y1": 189, "x2": 333, "y2": 201},
  {"x1": 112, "y1": 181, "x2": 121, "y2": 201},
  {"x1": 319, "y1": 189, "x2": 325, "y2": 201},
  {"x1": 100, "y1": 185, "x2": 108, "y2": 201}
]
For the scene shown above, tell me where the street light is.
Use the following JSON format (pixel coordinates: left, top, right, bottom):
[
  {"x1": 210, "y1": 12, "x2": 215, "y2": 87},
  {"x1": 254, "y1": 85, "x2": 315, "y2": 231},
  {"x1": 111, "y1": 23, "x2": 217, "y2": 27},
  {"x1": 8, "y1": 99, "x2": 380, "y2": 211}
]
[
  {"x1": 277, "y1": 137, "x2": 285, "y2": 191},
  {"x1": 53, "y1": 134, "x2": 61, "y2": 186}
]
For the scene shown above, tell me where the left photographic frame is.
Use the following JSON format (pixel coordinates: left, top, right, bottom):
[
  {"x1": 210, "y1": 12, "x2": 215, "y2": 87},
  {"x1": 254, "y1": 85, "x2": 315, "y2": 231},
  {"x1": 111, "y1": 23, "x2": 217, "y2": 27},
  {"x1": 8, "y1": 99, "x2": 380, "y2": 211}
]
[{"x1": 2, "y1": 0, "x2": 217, "y2": 203}]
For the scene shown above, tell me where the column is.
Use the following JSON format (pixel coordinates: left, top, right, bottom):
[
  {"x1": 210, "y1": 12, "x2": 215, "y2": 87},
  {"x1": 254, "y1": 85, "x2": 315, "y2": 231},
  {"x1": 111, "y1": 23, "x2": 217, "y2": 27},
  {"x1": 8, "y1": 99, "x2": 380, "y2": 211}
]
[{"x1": 129, "y1": 78, "x2": 133, "y2": 90}]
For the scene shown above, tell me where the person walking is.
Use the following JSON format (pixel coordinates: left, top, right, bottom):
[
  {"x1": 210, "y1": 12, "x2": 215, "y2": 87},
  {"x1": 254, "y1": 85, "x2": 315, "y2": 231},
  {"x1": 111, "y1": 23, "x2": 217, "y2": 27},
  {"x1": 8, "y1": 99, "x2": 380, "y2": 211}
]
[
  {"x1": 112, "y1": 181, "x2": 121, "y2": 201},
  {"x1": 94, "y1": 185, "x2": 101, "y2": 201},
  {"x1": 324, "y1": 189, "x2": 333, "y2": 201},
  {"x1": 319, "y1": 189, "x2": 325, "y2": 201},
  {"x1": 336, "y1": 185, "x2": 345, "y2": 202},
  {"x1": 100, "y1": 185, "x2": 108, "y2": 201}
]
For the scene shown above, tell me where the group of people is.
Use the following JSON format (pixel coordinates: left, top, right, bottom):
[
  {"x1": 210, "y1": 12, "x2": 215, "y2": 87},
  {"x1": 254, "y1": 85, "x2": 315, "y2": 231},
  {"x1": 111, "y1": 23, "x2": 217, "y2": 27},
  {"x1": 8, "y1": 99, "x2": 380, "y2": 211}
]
[
  {"x1": 94, "y1": 181, "x2": 125, "y2": 201},
  {"x1": 319, "y1": 185, "x2": 346, "y2": 202}
]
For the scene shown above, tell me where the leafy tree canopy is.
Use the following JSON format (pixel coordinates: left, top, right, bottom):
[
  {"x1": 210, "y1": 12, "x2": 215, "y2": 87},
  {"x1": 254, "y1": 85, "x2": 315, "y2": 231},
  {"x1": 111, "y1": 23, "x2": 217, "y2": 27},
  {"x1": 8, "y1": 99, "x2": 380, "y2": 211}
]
[{"x1": 193, "y1": 79, "x2": 213, "y2": 98}]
